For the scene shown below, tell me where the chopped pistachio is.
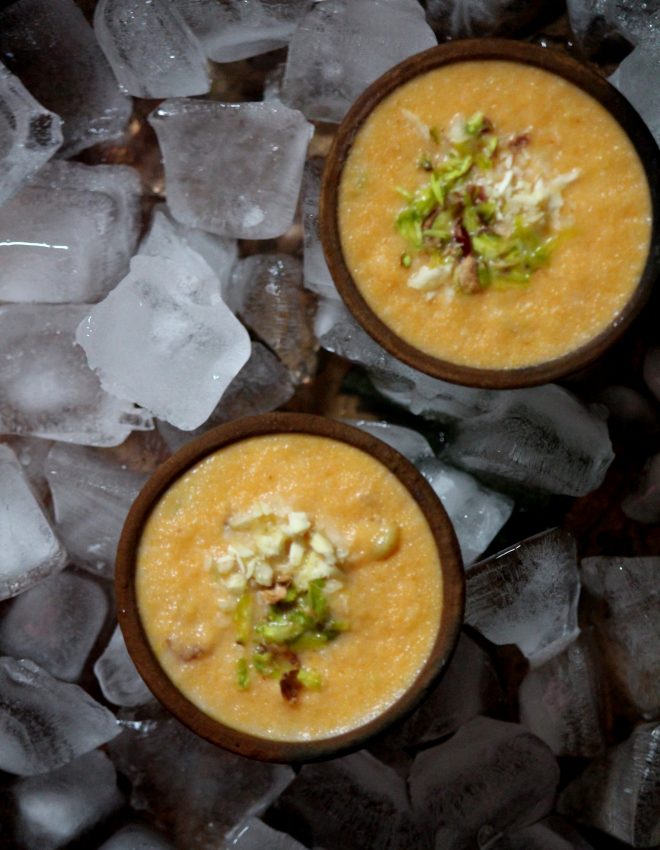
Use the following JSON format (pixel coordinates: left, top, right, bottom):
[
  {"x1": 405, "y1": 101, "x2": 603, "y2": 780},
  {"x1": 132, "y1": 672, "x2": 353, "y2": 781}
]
[
  {"x1": 236, "y1": 657, "x2": 249, "y2": 689},
  {"x1": 401, "y1": 252, "x2": 412, "y2": 268},
  {"x1": 233, "y1": 591, "x2": 252, "y2": 645},
  {"x1": 298, "y1": 668, "x2": 323, "y2": 689}
]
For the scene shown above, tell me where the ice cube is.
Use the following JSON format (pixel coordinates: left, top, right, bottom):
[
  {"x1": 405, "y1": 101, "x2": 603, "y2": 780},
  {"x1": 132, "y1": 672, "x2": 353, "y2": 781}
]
[
  {"x1": 281, "y1": 0, "x2": 436, "y2": 123},
  {"x1": 45, "y1": 444, "x2": 147, "y2": 580},
  {"x1": 377, "y1": 631, "x2": 502, "y2": 749},
  {"x1": 0, "y1": 444, "x2": 66, "y2": 602},
  {"x1": 570, "y1": 0, "x2": 660, "y2": 55},
  {"x1": 0, "y1": 161, "x2": 141, "y2": 304},
  {"x1": 2, "y1": 436, "x2": 53, "y2": 503},
  {"x1": 157, "y1": 342, "x2": 294, "y2": 452},
  {"x1": 495, "y1": 818, "x2": 595, "y2": 849},
  {"x1": 409, "y1": 716, "x2": 560, "y2": 849},
  {"x1": 0, "y1": 657, "x2": 119, "y2": 776},
  {"x1": 231, "y1": 254, "x2": 317, "y2": 383},
  {"x1": 76, "y1": 254, "x2": 251, "y2": 431},
  {"x1": 425, "y1": 0, "x2": 551, "y2": 38},
  {"x1": 149, "y1": 99, "x2": 313, "y2": 239},
  {"x1": 0, "y1": 0, "x2": 131, "y2": 157},
  {"x1": 581, "y1": 555, "x2": 660, "y2": 717},
  {"x1": 519, "y1": 632, "x2": 606, "y2": 758},
  {"x1": 12, "y1": 750, "x2": 122, "y2": 850},
  {"x1": 443, "y1": 384, "x2": 614, "y2": 496},
  {"x1": 597, "y1": 385, "x2": 660, "y2": 437},
  {"x1": 349, "y1": 420, "x2": 435, "y2": 463},
  {"x1": 0, "y1": 63, "x2": 62, "y2": 206},
  {"x1": 0, "y1": 570, "x2": 108, "y2": 682},
  {"x1": 622, "y1": 452, "x2": 660, "y2": 524},
  {"x1": 301, "y1": 159, "x2": 341, "y2": 300},
  {"x1": 275, "y1": 749, "x2": 424, "y2": 850},
  {"x1": 643, "y1": 346, "x2": 660, "y2": 403},
  {"x1": 228, "y1": 817, "x2": 308, "y2": 849},
  {"x1": 98, "y1": 824, "x2": 175, "y2": 850},
  {"x1": 94, "y1": 0, "x2": 210, "y2": 98},
  {"x1": 609, "y1": 41, "x2": 660, "y2": 146},
  {"x1": 465, "y1": 528, "x2": 580, "y2": 666},
  {"x1": 177, "y1": 0, "x2": 310, "y2": 63},
  {"x1": 107, "y1": 702, "x2": 293, "y2": 849},
  {"x1": 0, "y1": 304, "x2": 151, "y2": 446},
  {"x1": 558, "y1": 721, "x2": 660, "y2": 847},
  {"x1": 93, "y1": 626, "x2": 152, "y2": 708},
  {"x1": 417, "y1": 457, "x2": 514, "y2": 565}
]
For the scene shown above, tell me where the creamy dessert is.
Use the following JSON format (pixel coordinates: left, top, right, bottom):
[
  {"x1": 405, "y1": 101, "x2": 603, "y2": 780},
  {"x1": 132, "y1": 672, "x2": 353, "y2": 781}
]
[
  {"x1": 338, "y1": 60, "x2": 652, "y2": 370},
  {"x1": 136, "y1": 433, "x2": 444, "y2": 741}
]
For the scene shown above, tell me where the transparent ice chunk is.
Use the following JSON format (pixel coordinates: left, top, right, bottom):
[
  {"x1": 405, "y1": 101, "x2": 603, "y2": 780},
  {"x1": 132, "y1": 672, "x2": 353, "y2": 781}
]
[
  {"x1": 76, "y1": 254, "x2": 251, "y2": 431},
  {"x1": 231, "y1": 254, "x2": 318, "y2": 383},
  {"x1": 107, "y1": 702, "x2": 293, "y2": 849},
  {"x1": 45, "y1": 443, "x2": 148, "y2": 579},
  {"x1": 149, "y1": 99, "x2": 313, "y2": 239},
  {"x1": 156, "y1": 342, "x2": 294, "y2": 452},
  {"x1": 0, "y1": 0, "x2": 131, "y2": 157},
  {"x1": 582, "y1": 555, "x2": 660, "y2": 717},
  {"x1": 301, "y1": 159, "x2": 340, "y2": 300},
  {"x1": 275, "y1": 749, "x2": 424, "y2": 850},
  {"x1": 94, "y1": 0, "x2": 210, "y2": 98},
  {"x1": 465, "y1": 528, "x2": 580, "y2": 666},
  {"x1": 0, "y1": 444, "x2": 66, "y2": 602},
  {"x1": 417, "y1": 457, "x2": 514, "y2": 565},
  {"x1": 0, "y1": 304, "x2": 151, "y2": 446},
  {"x1": 409, "y1": 716, "x2": 560, "y2": 849},
  {"x1": 228, "y1": 817, "x2": 308, "y2": 849},
  {"x1": 609, "y1": 41, "x2": 660, "y2": 147},
  {"x1": 12, "y1": 750, "x2": 122, "y2": 850},
  {"x1": 0, "y1": 63, "x2": 62, "y2": 206},
  {"x1": 0, "y1": 570, "x2": 108, "y2": 682},
  {"x1": 444, "y1": 384, "x2": 614, "y2": 496},
  {"x1": 93, "y1": 626, "x2": 152, "y2": 708},
  {"x1": 0, "y1": 657, "x2": 119, "y2": 776},
  {"x1": 622, "y1": 452, "x2": 660, "y2": 524},
  {"x1": 281, "y1": 0, "x2": 436, "y2": 123},
  {"x1": 0, "y1": 161, "x2": 141, "y2": 303},
  {"x1": 519, "y1": 631, "x2": 606, "y2": 758},
  {"x1": 98, "y1": 824, "x2": 175, "y2": 850},
  {"x1": 349, "y1": 420, "x2": 435, "y2": 463},
  {"x1": 558, "y1": 721, "x2": 660, "y2": 847},
  {"x1": 177, "y1": 0, "x2": 310, "y2": 63}
]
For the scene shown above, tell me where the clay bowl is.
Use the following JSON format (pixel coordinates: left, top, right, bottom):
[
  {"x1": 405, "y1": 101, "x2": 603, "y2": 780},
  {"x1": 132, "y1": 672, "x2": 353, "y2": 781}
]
[
  {"x1": 320, "y1": 38, "x2": 660, "y2": 389},
  {"x1": 115, "y1": 413, "x2": 464, "y2": 763}
]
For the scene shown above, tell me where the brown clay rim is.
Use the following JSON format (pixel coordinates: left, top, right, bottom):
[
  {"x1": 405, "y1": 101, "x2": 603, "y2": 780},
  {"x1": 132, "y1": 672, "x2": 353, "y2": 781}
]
[
  {"x1": 321, "y1": 38, "x2": 660, "y2": 390},
  {"x1": 116, "y1": 412, "x2": 465, "y2": 763}
]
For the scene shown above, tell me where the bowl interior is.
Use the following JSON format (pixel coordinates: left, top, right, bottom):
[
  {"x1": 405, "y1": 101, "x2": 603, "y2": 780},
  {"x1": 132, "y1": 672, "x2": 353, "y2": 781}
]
[
  {"x1": 320, "y1": 38, "x2": 660, "y2": 389},
  {"x1": 115, "y1": 413, "x2": 465, "y2": 763}
]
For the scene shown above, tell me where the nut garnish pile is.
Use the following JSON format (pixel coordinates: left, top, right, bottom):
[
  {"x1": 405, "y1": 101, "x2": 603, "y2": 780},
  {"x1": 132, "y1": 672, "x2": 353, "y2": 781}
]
[
  {"x1": 205, "y1": 503, "x2": 351, "y2": 702},
  {"x1": 396, "y1": 111, "x2": 581, "y2": 296}
]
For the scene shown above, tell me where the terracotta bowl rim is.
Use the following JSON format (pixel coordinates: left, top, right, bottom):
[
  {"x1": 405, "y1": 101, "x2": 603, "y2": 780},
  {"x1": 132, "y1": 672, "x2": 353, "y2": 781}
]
[
  {"x1": 115, "y1": 412, "x2": 465, "y2": 763},
  {"x1": 320, "y1": 38, "x2": 660, "y2": 389}
]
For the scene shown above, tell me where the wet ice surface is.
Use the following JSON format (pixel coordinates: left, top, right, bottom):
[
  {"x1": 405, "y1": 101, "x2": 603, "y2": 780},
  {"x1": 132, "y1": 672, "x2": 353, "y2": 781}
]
[
  {"x1": 231, "y1": 254, "x2": 317, "y2": 383},
  {"x1": 301, "y1": 159, "x2": 340, "y2": 300},
  {"x1": 0, "y1": 161, "x2": 141, "y2": 303},
  {"x1": 12, "y1": 750, "x2": 122, "y2": 850},
  {"x1": 45, "y1": 443, "x2": 148, "y2": 579},
  {"x1": 98, "y1": 824, "x2": 175, "y2": 850},
  {"x1": 443, "y1": 385, "x2": 614, "y2": 496},
  {"x1": 108, "y1": 703, "x2": 293, "y2": 849},
  {"x1": 0, "y1": 444, "x2": 66, "y2": 602},
  {"x1": 2, "y1": 435, "x2": 53, "y2": 503},
  {"x1": 465, "y1": 529, "x2": 580, "y2": 666},
  {"x1": 559, "y1": 721, "x2": 660, "y2": 847},
  {"x1": 281, "y1": 0, "x2": 436, "y2": 123},
  {"x1": 350, "y1": 420, "x2": 435, "y2": 463},
  {"x1": 178, "y1": 0, "x2": 310, "y2": 63},
  {"x1": 609, "y1": 41, "x2": 660, "y2": 146},
  {"x1": 569, "y1": 0, "x2": 660, "y2": 55},
  {"x1": 94, "y1": 0, "x2": 210, "y2": 98},
  {"x1": 275, "y1": 750, "x2": 423, "y2": 850},
  {"x1": 0, "y1": 304, "x2": 151, "y2": 445},
  {"x1": 149, "y1": 99, "x2": 313, "y2": 238},
  {"x1": 228, "y1": 817, "x2": 308, "y2": 849},
  {"x1": 0, "y1": 657, "x2": 119, "y2": 776},
  {"x1": 0, "y1": 570, "x2": 108, "y2": 682},
  {"x1": 76, "y1": 254, "x2": 251, "y2": 431},
  {"x1": 582, "y1": 556, "x2": 660, "y2": 717},
  {"x1": 622, "y1": 452, "x2": 660, "y2": 524},
  {"x1": 519, "y1": 632, "x2": 606, "y2": 758},
  {"x1": 409, "y1": 716, "x2": 560, "y2": 849},
  {"x1": 0, "y1": 0, "x2": 131, "y2": 157},
  {"x1": 0, "y1": 64, "x2": 62, "y2": 206},
  {"x1": 156, "y1": 342, "x2": 294, "y2": 453},
  {"x1": 418, "y1": 457, "x2": 514, "y2": 565},
  {"x1": 93, "y1": 626, "x2": 152, "y2": 708},
  {"x1": 425, "y1": 0, "x2": 550, "y2": 37}
]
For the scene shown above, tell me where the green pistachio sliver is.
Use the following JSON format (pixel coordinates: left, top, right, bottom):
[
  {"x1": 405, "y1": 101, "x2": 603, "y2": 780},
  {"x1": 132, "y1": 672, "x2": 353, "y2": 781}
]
[
  {"x1": 307, "y1": 579, "x2": 329, "y2": 623},
  {"x1": 298, "y1": 668, "x2": 323, "y2": 690},
  {"x1": 291, "y1": 630, "x2": 329, "y2": 651},
  {"x1": 237, "y1": 657, "x2": 249, "y2": 690},
  {"x1": 401, "y1": 253, "x2": 412, "y2": 268},
  {"x1": 233, "y1": 591, "x2": 252, "y2": 646},
  {"x1": 466, "y1": 111, "x2": 485, "y2": 135}
]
